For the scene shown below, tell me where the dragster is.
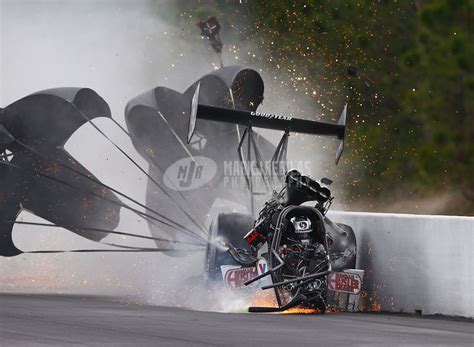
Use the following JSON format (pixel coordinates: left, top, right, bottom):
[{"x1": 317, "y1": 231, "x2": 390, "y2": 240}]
[{"x1": 187, "y1": 85, "x2": 363, "y2": 312}]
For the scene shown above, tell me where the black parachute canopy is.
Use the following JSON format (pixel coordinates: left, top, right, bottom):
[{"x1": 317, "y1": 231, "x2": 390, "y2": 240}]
[
  {"x1": 0, "y1": 88, "x2": 121, "y2": 256},
  {"x1": 125, "y1": 66, "x2": 274, "y2": 245}
]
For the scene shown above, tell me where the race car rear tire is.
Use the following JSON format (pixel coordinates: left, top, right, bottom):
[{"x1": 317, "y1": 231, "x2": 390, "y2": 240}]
[
  {"x1": 335, "y1": 223, "x2": 357, "y2": 269},
  {"x1": 205, "y1": 213, "x2": 254, "y2": 283}
]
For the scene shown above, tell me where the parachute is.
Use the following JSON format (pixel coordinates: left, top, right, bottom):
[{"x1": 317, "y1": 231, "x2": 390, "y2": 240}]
[
  {"x1": 125, "y1": 66, "x2": 276, "y2": 246},
  {"x1": 1, "y1": 86, "x2": 211, "y2": 256},
  {"x1": 0, "y1": 88, "x2": 121, "y2": 256}
]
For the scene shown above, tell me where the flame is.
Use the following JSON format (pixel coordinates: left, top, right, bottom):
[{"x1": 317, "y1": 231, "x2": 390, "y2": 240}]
[
  {"x1": 250, "y1": 291, "x2": 278, "y2": 308},
  {"x1": 249, "y1": 291, "x2": 323, "y2": 314},
  {"x1": 370, "y1": 302, "x2": 381, "y2": 312},
  {"x1": 281, "y1": 307, "x2": 320, "y2": 315}
]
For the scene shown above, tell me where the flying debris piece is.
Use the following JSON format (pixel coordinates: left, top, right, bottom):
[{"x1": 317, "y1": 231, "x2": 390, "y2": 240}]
[
  {"x1": 197, "y1": 17, "x2": 223, "y2": 54},
  {"x1": 0, "y1": 88, "x2": 121, "y2": 256},
  {"x1": 347, "y1": 65, "x2": 358, "y2": 77},
  {"x1": 197, "y1": 17, "x2": 224, "y2": 66},
  {"x1": 347, "y1": 64, "x2": 375, "y2": 87},
  {"x1": 126, "y1": 66, "x2": 275, "y2": 246}
]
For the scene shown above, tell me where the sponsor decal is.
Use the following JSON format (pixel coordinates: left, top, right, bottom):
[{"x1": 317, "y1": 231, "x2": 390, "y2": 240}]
[
  {"x1": 257, "y1": 259, "x2": 267, "y2": 275},
  {"x1": 327, "y1": 272, "x2": 362, "y2": 295},
  {"x1": 163, "y1": 156, "x2": 217, "y2": 191},
  {"x1": 189, "y1": 131, "x2": 207, "y2": 151},
  {"x1": 250, "y1": 111, "x2": 292, "y2": 121},
  {"x1": 221, "y1": 266, "x2": 258, "y2": 289}
]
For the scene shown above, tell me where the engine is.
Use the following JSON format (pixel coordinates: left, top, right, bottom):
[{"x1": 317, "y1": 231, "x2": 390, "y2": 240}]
[{"x1": 280, "y1": 215, "x2": 328, "y2": 275}]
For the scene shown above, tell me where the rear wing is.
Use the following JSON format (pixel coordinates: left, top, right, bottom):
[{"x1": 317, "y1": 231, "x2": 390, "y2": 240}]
[{"x1": 187, "y1": 83, "x2": 347, "y2": 164}]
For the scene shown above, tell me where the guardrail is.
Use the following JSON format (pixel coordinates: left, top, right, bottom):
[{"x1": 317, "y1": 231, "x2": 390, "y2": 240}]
[{"x1": 328, "y1": 211, "x2": 474, "y2": 318}]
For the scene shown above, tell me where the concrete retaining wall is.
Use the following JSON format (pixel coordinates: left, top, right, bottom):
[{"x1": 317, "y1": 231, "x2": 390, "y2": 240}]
[{"x1": 327, "y1": 211, "x2": 474, "y2": 318}]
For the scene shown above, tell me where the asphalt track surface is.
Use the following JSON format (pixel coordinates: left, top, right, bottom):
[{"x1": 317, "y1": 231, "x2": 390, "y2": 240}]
[{"x1": 0, "y1": 294, "x2": 472, "y2": 346}]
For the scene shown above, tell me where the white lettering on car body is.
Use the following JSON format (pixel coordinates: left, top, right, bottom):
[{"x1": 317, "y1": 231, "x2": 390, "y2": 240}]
[{"x1": 250, "y1": 111, "x2": 292, "y2": 121}]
